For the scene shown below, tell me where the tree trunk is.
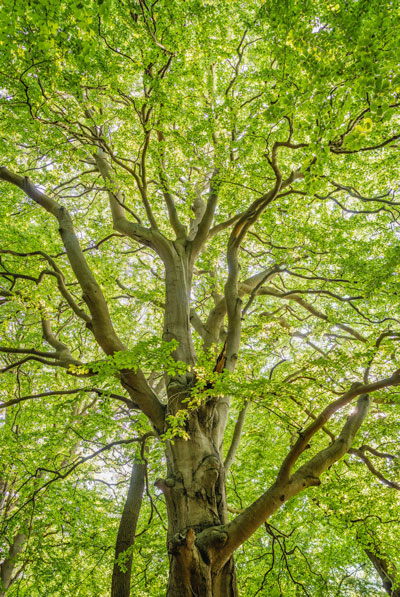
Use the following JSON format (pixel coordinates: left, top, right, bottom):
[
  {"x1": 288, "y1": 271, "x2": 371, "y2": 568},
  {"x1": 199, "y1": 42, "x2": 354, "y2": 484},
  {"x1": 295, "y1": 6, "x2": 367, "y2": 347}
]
[
  {"x1": 111, "y1": 461, "x2": 145, "y2": 597},
  {"x1": 0, "y1": 532, "x2": 26, "y2": 596},
  {"x1": 365, "y1": 547, "x2": 400, "y2": 597},
  {"x1": 160, "y1": 413, "x2": 238, "y2": 597},
  {"x1": 163, "y1": 247, "x2": 196, "y2": 367},
  {"x1": 161, "y1": 246, "x2": 238, "y2": 595}
]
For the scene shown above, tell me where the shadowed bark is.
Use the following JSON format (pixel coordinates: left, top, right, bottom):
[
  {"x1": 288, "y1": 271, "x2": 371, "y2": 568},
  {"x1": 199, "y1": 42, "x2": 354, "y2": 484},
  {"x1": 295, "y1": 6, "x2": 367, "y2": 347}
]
[
  {"x1": 365, "y1": 545, "x2": 400, "y2": 597},
  {"x1": 0, "y1": 532, "x2": 26, "y2": 597},
  {"x1": 111, "y1": 460, "x2": 145, "y2": 597}
]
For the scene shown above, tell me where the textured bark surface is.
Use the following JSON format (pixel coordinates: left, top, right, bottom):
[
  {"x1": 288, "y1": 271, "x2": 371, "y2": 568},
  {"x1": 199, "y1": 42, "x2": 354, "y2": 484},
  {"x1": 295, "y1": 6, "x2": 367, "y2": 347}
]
[{"x1": 161, "y1": 415, "x2": 238, "y2": 597}]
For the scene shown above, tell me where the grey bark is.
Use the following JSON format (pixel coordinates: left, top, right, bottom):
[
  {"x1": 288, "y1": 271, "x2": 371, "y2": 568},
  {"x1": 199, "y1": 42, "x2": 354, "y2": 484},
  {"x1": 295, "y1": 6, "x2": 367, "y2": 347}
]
[{"x1": 160, "y1": 414, "x2": 237, "y2": 597}]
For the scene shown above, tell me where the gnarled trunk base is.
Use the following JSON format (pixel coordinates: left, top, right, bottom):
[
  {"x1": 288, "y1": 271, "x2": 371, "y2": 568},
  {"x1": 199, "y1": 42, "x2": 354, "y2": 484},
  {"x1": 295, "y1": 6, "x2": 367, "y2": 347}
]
[{"x1": 167, "y1": 528, "x2": 237, "y2": 597}]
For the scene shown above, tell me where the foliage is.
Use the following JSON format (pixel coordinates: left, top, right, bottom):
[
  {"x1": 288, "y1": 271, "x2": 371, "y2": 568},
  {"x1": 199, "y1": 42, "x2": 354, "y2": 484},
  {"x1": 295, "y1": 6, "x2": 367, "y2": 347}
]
[{"x1": 1, "y1": 0, "x2": 400, "y2": 594}]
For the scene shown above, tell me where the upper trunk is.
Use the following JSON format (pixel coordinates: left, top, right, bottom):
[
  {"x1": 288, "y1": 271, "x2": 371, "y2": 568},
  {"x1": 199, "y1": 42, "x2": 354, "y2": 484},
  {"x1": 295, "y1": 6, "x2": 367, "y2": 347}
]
[{"x1": 163, "y1": 242, "x2": 196, "y2": 368}]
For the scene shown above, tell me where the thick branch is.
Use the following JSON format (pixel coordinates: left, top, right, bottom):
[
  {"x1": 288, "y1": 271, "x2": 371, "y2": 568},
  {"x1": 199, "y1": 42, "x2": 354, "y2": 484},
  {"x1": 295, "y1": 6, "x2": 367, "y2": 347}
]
[
  {"x1": 206, "y1": 394, "x2": 370, "y2": 571},
  {"x1": 189, "y1": 308, "x2": 209, "y2": 341},
  {"x1": 94, "y1": 149, "x2": 172, "y2": 262},
  {"x1": 223, "y1": 156, "x2": 303, "y2": 373},
  {"x1": 204, "y1": 265, "x2": 282, "y2": 349},
  {"x1": 0, "y1": 166, "x2": 165, "y2": 430},
  {"x1": 0, "y1": 166, "x2": 122, "y2": 352},
  {"x1": 190, "y1": 169, "x2": 220, "y2": 262},
  {"x1": 277, "y1": 373, "x2": 400, "y2": 483}
]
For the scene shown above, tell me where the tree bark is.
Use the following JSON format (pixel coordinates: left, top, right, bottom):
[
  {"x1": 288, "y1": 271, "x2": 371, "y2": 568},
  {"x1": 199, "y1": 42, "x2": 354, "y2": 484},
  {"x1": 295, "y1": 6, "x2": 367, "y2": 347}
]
[
  {"x1": 158, "y1": 242, "x2": 240, "y2": 596},
  {"x1": 365, "y1": 545, "x2": 400, "y2": 597},
  {"x1": 0, "y1": 532, "x2": 26, "y2": 596},
  {"x1": 161, "y1": 413, "x2": 238, "y2": 597},
  {"x1": 111, "y1": 461, "x2": 145, "y2": 597},
  {"x1": 163, "y1": 244, "x2": 196, "y2": 368}
]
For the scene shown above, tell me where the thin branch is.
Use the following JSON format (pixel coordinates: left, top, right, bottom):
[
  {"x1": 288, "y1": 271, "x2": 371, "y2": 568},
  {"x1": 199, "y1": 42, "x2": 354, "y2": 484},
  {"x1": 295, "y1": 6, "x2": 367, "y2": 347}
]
[
  {"x1": 349, "y1": 448, "x2": 400, "y2": 490},
  {"x1": 0, "y1": 387, "x2": 139, "y2": 410},
  {"x1": 4, "y1": 435, "x2": 154, "y2": 523},
  {"x1": 224, "y1": 402, "x2": 249, "y2": 472}
]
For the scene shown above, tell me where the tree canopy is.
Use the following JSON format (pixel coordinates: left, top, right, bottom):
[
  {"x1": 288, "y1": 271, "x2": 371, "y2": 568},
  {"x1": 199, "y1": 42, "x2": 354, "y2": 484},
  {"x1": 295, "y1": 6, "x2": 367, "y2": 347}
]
[{"x1": 1, "y1": 0, "x2": 400, "y2": 595}]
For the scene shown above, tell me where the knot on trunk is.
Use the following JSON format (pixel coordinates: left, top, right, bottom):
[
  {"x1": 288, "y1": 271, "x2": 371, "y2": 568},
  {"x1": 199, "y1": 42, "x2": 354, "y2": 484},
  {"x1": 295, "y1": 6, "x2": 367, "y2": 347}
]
[
  {"x1": 304, "y1": 475, "x2": 321, "y2": 487},
  {"x1": 166, "y1": 373, "x2": 194, "y2": 404},
  {"x1": 196, "y1": 525, "x2": 229, "y2": 564}
]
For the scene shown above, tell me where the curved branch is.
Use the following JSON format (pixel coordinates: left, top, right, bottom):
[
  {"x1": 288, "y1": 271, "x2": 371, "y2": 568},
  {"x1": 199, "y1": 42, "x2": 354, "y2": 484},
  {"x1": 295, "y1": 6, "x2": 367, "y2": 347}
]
[
  {"x1": 0, "y1": 346, "x2": 56, "y2": 358},
  {"x1": 204, "y1": 265, "x2": 282, "y2": 349},
  {"x1": 277, "y1": 373, "x2": 400, "y2": 483},
  {"x1": 0, "y1": 250, "x2": 91, "y2": 323},
  {"x1": 258, "y1": 287, "x2": 367, "y2": 343},
  {"x1": 0, "y1": 387, "x2": 138, "y2": 410},
  {"x1": 349, "y1": 448, "x2": 400, "y2": 490},
  {"x1": 330, "y1": 133, "x2": 400, "y2": 155},
  {"x1": 203, "y1": 394, "x2": 371, "y2": 571},
  {"x1": 4, "y1": 435, "x2": 154, "y2": 524}
]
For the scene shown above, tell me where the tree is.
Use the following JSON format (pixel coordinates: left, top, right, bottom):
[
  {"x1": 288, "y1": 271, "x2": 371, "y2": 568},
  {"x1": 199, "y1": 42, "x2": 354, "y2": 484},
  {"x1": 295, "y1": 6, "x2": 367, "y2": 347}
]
[{"x1": 1, "y1": 0, "x2": 400, "y2": 594}]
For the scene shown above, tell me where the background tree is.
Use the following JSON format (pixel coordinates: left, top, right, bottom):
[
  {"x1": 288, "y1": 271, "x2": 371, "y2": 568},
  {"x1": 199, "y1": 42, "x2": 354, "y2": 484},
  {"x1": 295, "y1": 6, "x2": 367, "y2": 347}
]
[{"x1": 1, "y1": 0, "x2": 400, "y2": 595}]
